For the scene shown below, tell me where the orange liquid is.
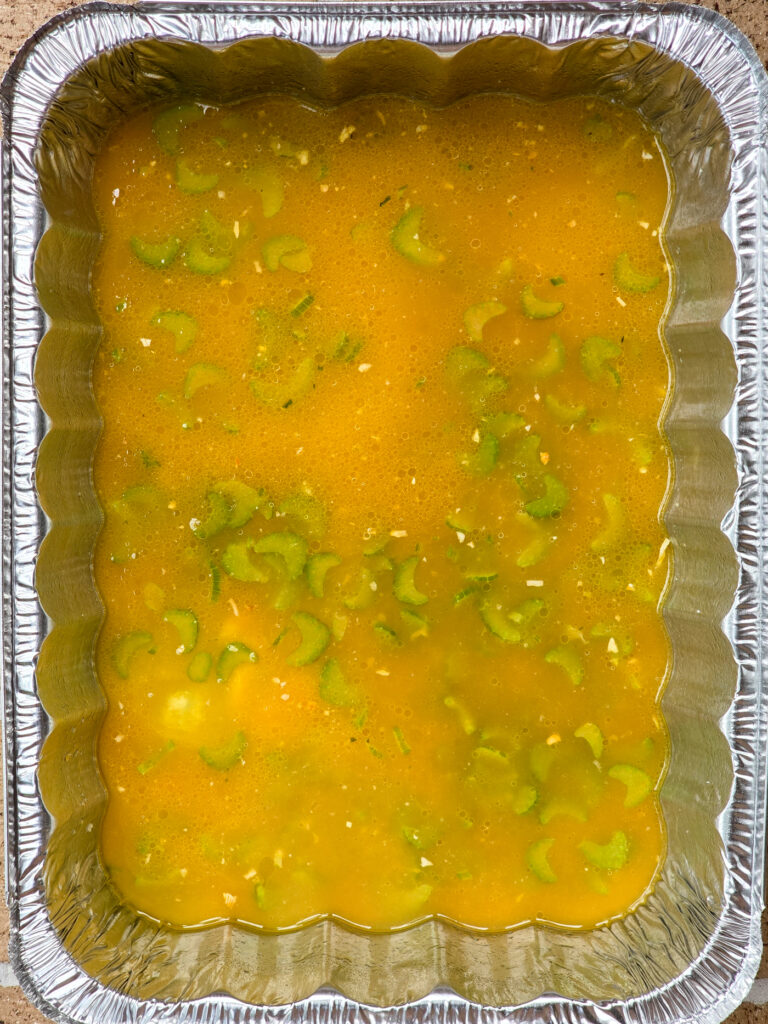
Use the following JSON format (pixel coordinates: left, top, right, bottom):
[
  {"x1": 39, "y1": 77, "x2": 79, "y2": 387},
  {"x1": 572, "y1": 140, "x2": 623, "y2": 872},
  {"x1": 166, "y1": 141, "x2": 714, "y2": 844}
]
[{"x1": 92, "y1": 94, "x2": 670, "y2": 932}]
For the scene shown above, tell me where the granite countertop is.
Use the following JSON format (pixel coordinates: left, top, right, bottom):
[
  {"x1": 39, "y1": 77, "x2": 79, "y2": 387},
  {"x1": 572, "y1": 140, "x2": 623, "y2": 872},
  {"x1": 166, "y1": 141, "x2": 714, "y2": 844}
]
[{"x1": 0, "y1": 0, "x2": 765, "y2": 1021}]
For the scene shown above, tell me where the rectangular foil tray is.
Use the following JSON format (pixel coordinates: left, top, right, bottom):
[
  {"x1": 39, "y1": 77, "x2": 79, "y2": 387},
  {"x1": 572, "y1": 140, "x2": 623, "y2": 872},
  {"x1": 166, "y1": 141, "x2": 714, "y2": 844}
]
[{"x1": 2, "y1": 2, "x2": 767, "y2": 1022}]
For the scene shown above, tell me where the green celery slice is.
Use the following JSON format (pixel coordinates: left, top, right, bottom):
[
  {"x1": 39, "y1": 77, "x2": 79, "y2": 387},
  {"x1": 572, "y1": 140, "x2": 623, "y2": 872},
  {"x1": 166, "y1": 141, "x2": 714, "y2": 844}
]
[
  {"x1": 591, "y1": 493, "x2": 626, "y2": 553},
  {"x1": 185, "y1": 237, "x2": 231, "y2": 275},
  {"x1": 278, "y1": 492, "x2": 326, "y2": 537},
  {"x1": 614, "y1": 252, "x2": 660, "y2": 293},
  {"x1": 342, "y1": 566, "x2": 376, "y2": 610},
  {"x1": 112, "y1": 630, "x2": 155, "y2": 678},
  {"x1": 250, "y1": 357, "x2": 316, "y2": 408},
  {"x1": 163, "y1": 609, "x2": 198, "y2": 653},
  {"x1": 262, "y1": 234, "x2": 312, "y2": 273},
  {"x1": 458, "y1": 430, "x2": 499, "y2": 477},
  {"x1": 579, "y1": 830, "x2": 629, "y2": 870},
  {"x1": 514, "y1": 785, "x2": 538, "y2": 815},
  {"x1": 544, "y1": 645, "x2": 584, "y2": 685},
  {"x1": 153, "y1": 104, "x2": 203, "y2": 155},
  {"x1": 516, "y1": 514, "x2": 551, "y2": 568},
  {"x1": 483, "y1": 411, "x2": 525, "y2": 438},
  {"x1": 216, "y1": 642, "x2": 257, "y2": 683},
  {"x1": 330, "y1": 330, "x2": 364, "y2": 363},
  {"x1": 524, "y1": 474, "x2": 569, "y2": 518},
  {"x1": 529, "y1": 743, "x2": 556, "y2": 782},
  {"x1": 176, "y1": 158, "x2": 219, "y2": 194},
  {"x1": 393, "y1": 725, "x2": 411, "y2": 755},
  {"x1": 143, "y1": 582, "x2": 165, "y2": 612},
  {"x1": 526, "y1": 838, "x2": 557, "y2": 883},
  {"x1": 319, "y1": 658, "x2": 359, "y2": 707},
  {"x1": 463, "y1": 300, "x2": 506, "y2": 342},
  {"x1": 138, "y1": 740, "x2": 175, "y2": 776},
  {"x1": 306, "y1": 552, "x2": 342, "y2": 598},
  {"x1": 222, "y1": 541, "x2": 270, "y2": 583},
  {"x1": 153, "y1": 310, "x2": 198, "y2": 353},
  {"x1": 545, "y1": 394, "x2": 586, "y2": 425},
  {"x1": 445, "y1": 509, "x2": 476, "y2": 533},
  {"x1": 479, "y1": 602, "x2": 521, "y2": 643},
  {"x1": 443, "y1": 695, "x2": 476, "y2": 735},
  {"x1": 530, "y1": 334, "x2": 565, "y2": 377},
  {"x1": 521, "y1": 284, "x2": 563, "y2": 320},
  {"x1": 454, "y1": 583, "x2": 480, "y2": 606},
  {"x1": 539, "y1": 799, "x2": 588, "y2": 825},
  {"x1": 244, "y1": 162, "x2": 284, "y2": 218},
  {"x1": 393, "y1": 556, "x2": 428, "y2": 606},
  {"x1": 131, "y1": 235, "x2": 179, "y2": 269},
  {"x1": 445, "y1": 345, "x2": 489, "y2": 382},
  {"x1": 184, "y1": 362, "x2": 226, "y2": 399},
  {"x1": 580, "y1": 336, "x2": 621, "y2": 386},
  {"x1": 608, "y1": 764, "x2": 652, "y2": 807},
  {"x1": 199, "y1": 731, "x2": 247, "y2": 770},
  {"x1": 575, "y1": 721, "x2": 604, "y2": 759},
  {"x1": 194, "y1": 491, "x2": 232, "y2": 540},
  {"x1": 187, "y1": 651, "x2": 212, "y2": 683},
  {"x1": 373, "y1": 622, "x2": 402, "y2": 647},
  {"x1": 251, "y1": 532, "x2": 308, "y2": 580},
  {"x1": 291, "y1": 293, "x2": 314, "y2": 317},
  {"x1": 214, "y1": 480, "x2": 268, "y2": 529},
  {"x1": 287, "y1": 612, "x2": 331, "y2": 666},
  {"x1": 391, "y1": 206, "x2": 445, "y2": 267},
  {"x1": 400, "y1": 608, "x2": 429, "y2": 637}
]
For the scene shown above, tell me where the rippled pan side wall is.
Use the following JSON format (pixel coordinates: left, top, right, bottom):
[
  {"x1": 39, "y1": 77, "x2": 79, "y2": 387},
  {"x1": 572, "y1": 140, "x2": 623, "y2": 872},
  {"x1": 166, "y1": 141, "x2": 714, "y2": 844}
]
[{"x1": 4, "y1": 5, "x2": 766, "y2": 1024}]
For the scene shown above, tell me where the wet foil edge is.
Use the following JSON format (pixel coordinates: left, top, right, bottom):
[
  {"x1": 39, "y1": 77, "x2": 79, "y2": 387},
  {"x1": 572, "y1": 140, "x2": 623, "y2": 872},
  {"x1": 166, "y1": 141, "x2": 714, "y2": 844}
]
[{"x1": 2, "y1": 2, "x2": 767, "y2": 1023}]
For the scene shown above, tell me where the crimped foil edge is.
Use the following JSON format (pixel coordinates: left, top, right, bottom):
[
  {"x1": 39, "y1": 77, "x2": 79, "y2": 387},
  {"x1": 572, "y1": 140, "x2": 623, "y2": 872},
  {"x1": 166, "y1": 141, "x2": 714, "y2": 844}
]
[{"x1": 2, "y1": 3, "x2": 766, "y2": 1023}]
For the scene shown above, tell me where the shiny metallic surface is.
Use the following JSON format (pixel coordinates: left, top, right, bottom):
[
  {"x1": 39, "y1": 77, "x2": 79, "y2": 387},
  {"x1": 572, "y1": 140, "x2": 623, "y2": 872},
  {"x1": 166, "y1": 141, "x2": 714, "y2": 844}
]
[{"x1": 1, "y1": 2, "x2": 766, "y2": 1022}]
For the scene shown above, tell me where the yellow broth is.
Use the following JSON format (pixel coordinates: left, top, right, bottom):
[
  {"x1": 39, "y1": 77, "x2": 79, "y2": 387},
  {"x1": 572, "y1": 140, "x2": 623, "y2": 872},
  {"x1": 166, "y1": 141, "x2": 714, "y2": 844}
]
[{"x1": 91, "y1": 94, "x2": 671, "y2": 932}]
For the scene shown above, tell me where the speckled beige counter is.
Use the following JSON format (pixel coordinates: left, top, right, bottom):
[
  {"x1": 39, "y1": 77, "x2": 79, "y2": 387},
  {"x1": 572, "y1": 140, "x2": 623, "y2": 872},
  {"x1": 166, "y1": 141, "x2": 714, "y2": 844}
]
[{"x1": 0, "y1": 0, "x2": 765, "y2": 1021}]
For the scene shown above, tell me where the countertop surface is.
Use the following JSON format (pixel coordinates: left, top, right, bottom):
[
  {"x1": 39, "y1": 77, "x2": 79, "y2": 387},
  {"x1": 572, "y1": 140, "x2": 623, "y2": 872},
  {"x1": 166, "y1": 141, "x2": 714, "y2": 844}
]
[{"x1": 0, "y1": 0, "x2": 765, "y2": 1021}]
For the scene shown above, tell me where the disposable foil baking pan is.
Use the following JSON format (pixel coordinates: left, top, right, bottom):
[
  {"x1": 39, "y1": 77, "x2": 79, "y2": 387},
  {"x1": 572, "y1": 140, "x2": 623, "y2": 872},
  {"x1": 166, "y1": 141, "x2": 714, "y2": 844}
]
[{"x1": 2, "y1": 2, "x2": 767, "y2": 1022}]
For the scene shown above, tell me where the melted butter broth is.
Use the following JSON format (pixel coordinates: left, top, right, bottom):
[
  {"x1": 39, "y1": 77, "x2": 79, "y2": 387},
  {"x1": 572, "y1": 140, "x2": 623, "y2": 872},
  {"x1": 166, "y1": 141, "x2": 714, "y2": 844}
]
[{"x1": 92, "y1": 95, "x2": 671, "y2": 933}]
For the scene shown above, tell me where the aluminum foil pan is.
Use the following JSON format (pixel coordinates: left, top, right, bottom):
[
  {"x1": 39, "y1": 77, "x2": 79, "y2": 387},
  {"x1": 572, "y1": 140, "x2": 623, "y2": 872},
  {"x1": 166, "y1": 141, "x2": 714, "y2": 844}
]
[{"x1": 2, "y1": 2, "x2": 767, "y2": 1022}]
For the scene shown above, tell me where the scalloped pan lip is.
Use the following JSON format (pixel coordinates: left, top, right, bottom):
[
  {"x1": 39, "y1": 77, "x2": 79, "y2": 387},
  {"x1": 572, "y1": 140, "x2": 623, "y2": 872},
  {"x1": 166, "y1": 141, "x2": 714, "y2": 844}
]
[{"x1": 2, "y1": 3, "x2": 767, "y2": 1023}]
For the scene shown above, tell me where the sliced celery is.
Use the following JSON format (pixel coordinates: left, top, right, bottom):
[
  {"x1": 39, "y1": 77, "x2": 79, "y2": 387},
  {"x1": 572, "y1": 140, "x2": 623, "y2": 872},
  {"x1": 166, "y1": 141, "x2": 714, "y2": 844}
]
[
  {"x1": 391, "y1": 206, "x2": 445, "y2": 267},
  {"x1": 579, "y1": 830, "x2": 629, "y2": 870},
  {"x1": 319, "y1": 658, "x2": 359, "y2": 707},
  {"x1": 614, "y1": 252, "x2": 660, "y2": 293},
  {"x1": 251, "y1": 531, "x2": 308, "y2": 580},
  {"x1": 463, "y1": 300, "x2": 506, "y2": 342},
  {"x1": 176, "y1": 158, "x2": 218, "y2": 194},
  {"x1": 216, "y1": 642, "x2": 257, "y2": 683},
  {"x1": 530, "y1": 334, "x2": 565, "y2": 377},
  {"x1": 153, "y1": 310, "x2": 198, "y2": 353},
  {"x1": 163, "y1": 609, "x2": 198, "y2": 653},
  {"x1": 575, "y1": 721, "x2": 604, "y2": 759},
  {"x1": 131, "y1": 235, "x2": 179, "y2": 269},
  {"x1": 112, "y1": 630, "x2": 155, "y2": 678},
  {"x1": 288, "y1": 612, "x2": 331, "y2": 666},
  {"x1": 526, "y1": 838, "x2": 557, "y2": 883},
  {"x1": 262, "y1": 234, "x2": 312, "y2": 273},
  {"x1": 521, "y1": 284, "x2": 563, "y2": 320},
  {"x1": 187, "y1": 651, "x2": 212, "y2": 683},
  {"x1": 580, "y1": 336, "x2": 621, "y2": 386},
  {"x1": 544, "y1": 645, "x2": 584, "y2": 686},
  {"x1": 306, "y1": 552, "x2": 341, "y2": 598},
  {"x1": 608, "y1": 764, "x2": 652, "y2": 807},
  {"x1": 393, "y1": 556, "x2": 428, "y2": 606},
  {"x1": 153, "y1": 104, "x2": 203, "y2": 155},
  {"x1": 184, "y1": 362, "x2": 226, "y2": 399},
  {"x1": 199, "y1": 731, "x2": 247, "y2": 770}
]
